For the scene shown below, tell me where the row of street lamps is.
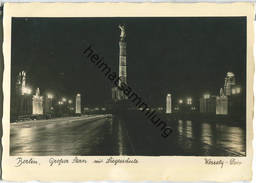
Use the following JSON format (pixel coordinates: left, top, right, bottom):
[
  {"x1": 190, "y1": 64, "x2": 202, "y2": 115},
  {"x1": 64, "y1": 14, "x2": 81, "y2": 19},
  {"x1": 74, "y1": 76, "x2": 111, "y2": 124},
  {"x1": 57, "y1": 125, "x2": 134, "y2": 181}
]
[
  {"x1": 57, "y1": 97, "x2": 73, "y2": 105},
  {"x1": 178, "y1": 97, "x2": 193, "y2": 105},
  {"x1": 24, "y1": 90, "x2": 74, "y2": 106}
]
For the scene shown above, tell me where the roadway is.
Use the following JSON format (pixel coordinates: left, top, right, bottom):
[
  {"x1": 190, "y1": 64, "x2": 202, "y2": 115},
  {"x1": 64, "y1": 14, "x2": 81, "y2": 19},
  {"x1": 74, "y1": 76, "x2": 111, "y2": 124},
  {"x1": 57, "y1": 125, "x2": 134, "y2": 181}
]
[
  {"x1": 10, "y1": 115, "x2": 133, "y2": 156},
  {"x1": 10, "y1": 115, "x2": 245, "y2": 156}
]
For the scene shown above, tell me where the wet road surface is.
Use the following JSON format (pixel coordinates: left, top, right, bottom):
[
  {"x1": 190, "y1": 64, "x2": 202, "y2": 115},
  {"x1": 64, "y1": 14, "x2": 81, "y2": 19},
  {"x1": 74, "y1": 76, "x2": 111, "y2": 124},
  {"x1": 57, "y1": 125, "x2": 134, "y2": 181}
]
[
  {"x1": 10, "y1": 115, "x2": 245, "y2": 156},
  {"x1": 10, "y1": 115, "x2": 133, "y2": 156}
]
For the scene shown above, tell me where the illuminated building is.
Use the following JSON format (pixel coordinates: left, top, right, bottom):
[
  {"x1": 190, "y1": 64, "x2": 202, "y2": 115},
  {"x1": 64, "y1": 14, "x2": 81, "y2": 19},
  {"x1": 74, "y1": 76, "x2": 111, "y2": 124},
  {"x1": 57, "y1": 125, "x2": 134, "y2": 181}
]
[
  {"x1": 216, "y1": 72, "x2": 244, "y2": 116},
  {"x1": 166, "y1": 93, "x2": 172, "y2": 114},
  {"x1": 224, "y1": 72, "x2": 236, "y2": 96},
  {"x1": 216, "y1": 88, "x2": 228, "y2": 115},
  {"x1": 231, "y1": 86, "x2": 241, "y2": 95},
  {"x1": 44, "y1": 93, "x2": 53, "y2": 114},
  {"x1": 32, "y1": 88, "x2": 43, "y2": 115},
  {"x1": 12, "y1": 71, "x2": 33, "y2": 118},
  {"x1": 187, "y1": 97, "x2": 192, "y2": 105},
  {"x1": 200, "y1": 94, "x2": 216, "y2": 113},
  {"x1": 76, "y1": 93, "x2": 81, "y2": 114},
  {"x1": 229, "y1": 85, "x2": 244, "y2": 116},
  {"x1": 176, "y1": 97, "x2": 197, "y2": 113}
]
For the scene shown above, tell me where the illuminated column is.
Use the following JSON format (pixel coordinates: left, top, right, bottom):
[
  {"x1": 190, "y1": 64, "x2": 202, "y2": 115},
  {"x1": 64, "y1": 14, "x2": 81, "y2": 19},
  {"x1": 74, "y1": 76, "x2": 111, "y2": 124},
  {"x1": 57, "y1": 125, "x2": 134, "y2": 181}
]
[
  {"x1": 166, "y1": 93, "x2": 172, "y2": 114},
  {"x1": 118, "y1": 25, "x2": 127, "y2": 100},
  {"x1": 21, "y1": 71, "x2": 26, "y2": 95},
  {"x1": 76, "y1": 93, "x2": 81, "y2": 114},
  {"x1": 32, "y1": 88, "x2": 43, "y2": 115}
]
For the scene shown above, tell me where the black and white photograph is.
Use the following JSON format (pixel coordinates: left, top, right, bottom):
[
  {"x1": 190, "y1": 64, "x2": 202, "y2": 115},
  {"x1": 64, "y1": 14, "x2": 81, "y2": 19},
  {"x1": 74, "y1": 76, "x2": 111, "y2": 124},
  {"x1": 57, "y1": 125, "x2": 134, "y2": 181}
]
[{"x1": 10, "y1": 16, "x2": 246, "y2": 156}]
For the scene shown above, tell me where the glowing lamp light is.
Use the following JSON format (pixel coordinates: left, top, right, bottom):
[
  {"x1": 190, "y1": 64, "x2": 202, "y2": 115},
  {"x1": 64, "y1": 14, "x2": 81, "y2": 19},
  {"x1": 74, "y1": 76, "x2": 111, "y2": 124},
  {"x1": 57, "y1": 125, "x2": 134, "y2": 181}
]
[
  {"x1": 232, "y1": 87, "x2": 241, "y2": 95},
  {"x1": 58, "y1": 101, "x2": 63, "y2": 105},
  {"x1": 62, "y1": 98, "x2": 67, "y2": 102},
  {"x1": 187, "y1": 98, "x2": 192, "y2": 105},
  {"x1": 47, "y1": 94, "x2": 54, "y2": 99},
  {"x1": 174, "y1": 107, "x2": 179, "y2": 110},
  {"x1": 236, "y1": 87, "x2": 241, "y2": 94},
  {"x1": 22, "y1": 87, "x2": 32, "y2": 95},
  {"x1": 203, "y1": 94, "x2": 210, "y2": 99},
  {"x1": 232, "y1": 88, "x2": 236, "y2": 94},
  {"x1": 68, "y1": 100, "x2": 72, "y2": 104},
  {"x1": 227, "y1": 72, "x2": 235, "y2": 77},
  {"x1": 178, "y1": 99, "x2": 183, "y2": 104}
]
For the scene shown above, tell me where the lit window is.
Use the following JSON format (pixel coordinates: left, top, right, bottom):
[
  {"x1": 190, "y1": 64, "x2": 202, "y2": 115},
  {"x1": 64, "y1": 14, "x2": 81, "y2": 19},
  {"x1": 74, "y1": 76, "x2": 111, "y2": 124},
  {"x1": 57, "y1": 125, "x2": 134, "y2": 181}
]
[
  {"x1": 204, "y1": 94, "x2": 210, "y2": 99},
  {"x1": 47, "y1": 94, "x2": 53, "y2": 99},
  {"x1": 22, "y1": 87, "x2": 32, "y2": 95},
  {"x1": 232, "y1": 88, "x2": 236, "y2": 95},
  {"x1": 236, "y1": 87, "x2": 241, "y2": 94},
  {"x1": 187, "y1": 98, "x2": 192, "y2": 105}
]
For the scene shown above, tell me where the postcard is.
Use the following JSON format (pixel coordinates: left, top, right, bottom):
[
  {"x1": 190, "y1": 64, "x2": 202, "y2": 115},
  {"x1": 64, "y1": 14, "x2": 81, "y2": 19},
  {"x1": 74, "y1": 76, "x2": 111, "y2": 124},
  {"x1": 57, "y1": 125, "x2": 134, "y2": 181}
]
[{"x1": 1, "y1": 2, "x2": 254, "y2": 181}]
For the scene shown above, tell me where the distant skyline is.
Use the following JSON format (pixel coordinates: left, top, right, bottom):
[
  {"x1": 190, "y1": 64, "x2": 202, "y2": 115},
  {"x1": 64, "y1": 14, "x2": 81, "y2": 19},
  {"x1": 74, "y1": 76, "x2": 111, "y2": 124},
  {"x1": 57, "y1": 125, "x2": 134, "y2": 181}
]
[{"x1": 11, "y1": 17, "x2": 246, "y2": 106}]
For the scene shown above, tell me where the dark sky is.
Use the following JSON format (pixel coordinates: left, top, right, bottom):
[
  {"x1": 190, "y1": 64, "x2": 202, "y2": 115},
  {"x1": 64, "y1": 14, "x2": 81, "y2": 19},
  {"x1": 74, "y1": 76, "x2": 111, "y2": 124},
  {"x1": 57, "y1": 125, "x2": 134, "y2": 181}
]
[{"x1": 11, "y1": 17, "x2": 246, "y2": 106}]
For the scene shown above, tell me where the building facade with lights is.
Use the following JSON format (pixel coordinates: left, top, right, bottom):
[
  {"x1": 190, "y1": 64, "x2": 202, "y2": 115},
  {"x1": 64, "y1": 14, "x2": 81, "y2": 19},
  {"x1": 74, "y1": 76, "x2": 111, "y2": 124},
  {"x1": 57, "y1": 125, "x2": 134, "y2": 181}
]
[
  {"x1": 216, "y1": 89, "x2": 228, "y2": 115},
  {"x1": 216, "y1": 72, "x2": 243, "y2": 115},
  {"x1": 200, "y1": 94, "x2": 216, "y2": 114},
  {"x1": 229, "y1": 85, "x2": 244, "y2": 117},
  {"x1": 174, "y1": 97, "x2": 197, "y2": 113},
  {"x1": 44, "y1": 93, "x2": 54, "y2": 115},
  {"x1": 11, "y1": 71, "x2": 33, "y2": 121}
]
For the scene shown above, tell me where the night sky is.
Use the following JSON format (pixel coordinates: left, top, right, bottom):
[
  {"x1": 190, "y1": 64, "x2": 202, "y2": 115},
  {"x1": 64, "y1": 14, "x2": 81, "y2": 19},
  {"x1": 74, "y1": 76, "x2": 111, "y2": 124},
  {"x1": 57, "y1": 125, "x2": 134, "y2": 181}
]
[{"x1": 11, "y1": 17, "x2": 246, "y2": 106}]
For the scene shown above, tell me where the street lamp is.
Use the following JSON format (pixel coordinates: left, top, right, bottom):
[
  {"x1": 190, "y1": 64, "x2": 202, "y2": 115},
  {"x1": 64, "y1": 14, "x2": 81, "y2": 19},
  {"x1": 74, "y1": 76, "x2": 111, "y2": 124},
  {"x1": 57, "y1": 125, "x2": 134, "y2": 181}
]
[
  {"x1": 58, "y1": 101, "x2": 63, "y2": 105},
  {"x1": 178, "y1": 99, "x2": 183, "y2": 104},
  {"x1": 68, "y1": 99, "x2": 72, "y2": 104},
  {"x1": 62, "y1": 98, "x2": 67, "y2": 102}
]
